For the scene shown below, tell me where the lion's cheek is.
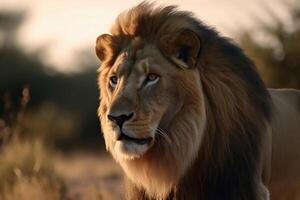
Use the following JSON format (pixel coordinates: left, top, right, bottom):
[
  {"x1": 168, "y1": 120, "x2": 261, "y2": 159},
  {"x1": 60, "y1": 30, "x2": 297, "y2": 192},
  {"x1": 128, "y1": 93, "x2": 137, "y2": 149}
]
[{"x1": 101, "y1": 122, "x2": 119, "y2": 152}]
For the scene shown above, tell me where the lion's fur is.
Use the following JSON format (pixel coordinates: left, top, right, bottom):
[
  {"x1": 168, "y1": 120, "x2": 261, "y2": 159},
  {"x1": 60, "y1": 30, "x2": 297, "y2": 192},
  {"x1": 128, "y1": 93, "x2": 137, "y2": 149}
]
[
  {"x1": 95, "y1": 3, "x2": 300, "y2": 200},
  {"x1": 268, "y1": 89, "x2": 300, "y2": 200}
]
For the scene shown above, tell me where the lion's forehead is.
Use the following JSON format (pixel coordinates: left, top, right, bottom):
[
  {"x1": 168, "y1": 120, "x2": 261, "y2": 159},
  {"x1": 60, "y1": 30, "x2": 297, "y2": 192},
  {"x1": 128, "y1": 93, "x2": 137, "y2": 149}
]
[{"x1": 113, "y1": 51, "x2": 155, "y2": 82}]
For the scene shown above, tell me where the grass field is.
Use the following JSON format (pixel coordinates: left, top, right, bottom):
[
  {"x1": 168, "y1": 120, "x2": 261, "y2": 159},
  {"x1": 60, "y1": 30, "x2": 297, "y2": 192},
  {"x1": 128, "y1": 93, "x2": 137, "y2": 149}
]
[{"x1": 0, "y1": 137, "x2": 123, "y2": 200}]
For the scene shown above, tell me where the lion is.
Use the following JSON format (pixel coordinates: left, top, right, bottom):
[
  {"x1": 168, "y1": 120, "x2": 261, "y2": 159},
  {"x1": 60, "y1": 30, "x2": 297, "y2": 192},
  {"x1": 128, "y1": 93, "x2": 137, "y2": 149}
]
[{"x1": 95, "y1": 3, "x2": 300, "y2": 200}]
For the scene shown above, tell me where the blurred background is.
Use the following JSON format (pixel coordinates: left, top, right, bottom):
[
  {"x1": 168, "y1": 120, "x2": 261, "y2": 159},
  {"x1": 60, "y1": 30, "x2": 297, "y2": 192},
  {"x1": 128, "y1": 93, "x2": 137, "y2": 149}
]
[{"x1": 0, "y1": 0, "x2": 299, "y2": 199}]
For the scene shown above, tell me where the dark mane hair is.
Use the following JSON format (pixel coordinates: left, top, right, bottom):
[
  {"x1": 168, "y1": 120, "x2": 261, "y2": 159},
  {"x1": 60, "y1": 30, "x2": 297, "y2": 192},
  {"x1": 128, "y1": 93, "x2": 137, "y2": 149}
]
[{"x1": 98, "y1": 2, "x2": 272, "y2": 199}]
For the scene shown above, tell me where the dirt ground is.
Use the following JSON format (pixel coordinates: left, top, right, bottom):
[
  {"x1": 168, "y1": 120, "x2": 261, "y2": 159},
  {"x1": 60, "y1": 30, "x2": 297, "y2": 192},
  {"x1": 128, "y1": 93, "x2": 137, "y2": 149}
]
[{"x1": 54, "y1": 152, "x2": 124, "y2": 200}]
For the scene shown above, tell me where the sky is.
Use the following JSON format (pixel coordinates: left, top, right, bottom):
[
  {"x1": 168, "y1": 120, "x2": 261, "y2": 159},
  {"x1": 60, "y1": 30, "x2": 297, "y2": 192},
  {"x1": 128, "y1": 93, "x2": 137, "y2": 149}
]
[{"x1": 0, "y1": 0, "x2": 294, "y2": 73}]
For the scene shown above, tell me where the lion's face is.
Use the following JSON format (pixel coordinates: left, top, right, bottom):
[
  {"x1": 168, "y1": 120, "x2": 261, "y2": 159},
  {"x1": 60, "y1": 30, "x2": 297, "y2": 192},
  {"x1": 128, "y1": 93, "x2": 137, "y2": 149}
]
[
  {"x1": 97, "y1": 29, "x2": 207, "y2": 198},
  {"x1": 98, "y1": 43, "x2": 202, "y2": 160}
]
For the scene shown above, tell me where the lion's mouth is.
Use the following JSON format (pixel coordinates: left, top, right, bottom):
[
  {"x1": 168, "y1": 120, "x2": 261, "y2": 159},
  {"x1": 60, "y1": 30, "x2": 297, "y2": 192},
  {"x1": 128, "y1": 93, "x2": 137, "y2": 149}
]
[{"x1": 117, "y1": 132, "x2": 153, "y2": 145}]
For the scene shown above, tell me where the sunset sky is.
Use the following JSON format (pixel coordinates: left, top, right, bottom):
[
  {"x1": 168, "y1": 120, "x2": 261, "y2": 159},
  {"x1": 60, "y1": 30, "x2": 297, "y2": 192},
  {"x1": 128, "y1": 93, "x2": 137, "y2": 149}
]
[{"x1": 0, "y1": 0, "x2": 293, "y2": 72}]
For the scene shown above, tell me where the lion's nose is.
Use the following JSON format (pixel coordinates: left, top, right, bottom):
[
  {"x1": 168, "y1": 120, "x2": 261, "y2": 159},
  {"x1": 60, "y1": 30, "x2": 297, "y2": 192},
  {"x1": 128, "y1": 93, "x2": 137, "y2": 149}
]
[{"x1": 107, "y1": 112, "x2": 134, "y2": 128}]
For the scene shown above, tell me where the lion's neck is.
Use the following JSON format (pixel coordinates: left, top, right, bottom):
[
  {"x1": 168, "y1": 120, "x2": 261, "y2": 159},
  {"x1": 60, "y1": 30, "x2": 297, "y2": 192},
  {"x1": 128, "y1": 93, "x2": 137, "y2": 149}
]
[{"x1": 121, "y1": 153, "x2": 177, "y2": 199}]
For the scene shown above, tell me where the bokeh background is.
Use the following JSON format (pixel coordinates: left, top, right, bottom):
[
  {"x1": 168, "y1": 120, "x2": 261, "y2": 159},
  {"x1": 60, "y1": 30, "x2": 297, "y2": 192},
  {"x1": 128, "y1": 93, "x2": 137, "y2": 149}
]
[{"x1": 0, "y1": 0, "x2": 299, "y2": 199}]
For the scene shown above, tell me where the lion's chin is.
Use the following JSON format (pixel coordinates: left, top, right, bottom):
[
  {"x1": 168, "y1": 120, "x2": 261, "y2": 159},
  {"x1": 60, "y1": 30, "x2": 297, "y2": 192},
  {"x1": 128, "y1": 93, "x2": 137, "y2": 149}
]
[{"x1": 114, "y1": 140, "x2": 152, "y2": 160}]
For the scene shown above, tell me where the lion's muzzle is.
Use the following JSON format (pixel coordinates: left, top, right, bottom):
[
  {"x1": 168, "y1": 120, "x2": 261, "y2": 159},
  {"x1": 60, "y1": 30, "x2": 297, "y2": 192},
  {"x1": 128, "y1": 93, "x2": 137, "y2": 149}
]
[
  {"x1": 107, "y1": 111, "x2": 154, "y2": 145},
  {"x1": 117, "y1": 131, "x2": 153, "y2": 145}
]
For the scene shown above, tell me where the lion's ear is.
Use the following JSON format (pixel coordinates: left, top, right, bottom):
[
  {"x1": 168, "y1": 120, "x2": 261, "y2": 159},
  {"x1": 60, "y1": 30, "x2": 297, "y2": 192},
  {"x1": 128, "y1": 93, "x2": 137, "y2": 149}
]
[
  {"x1": 95, "y1": 34, "x2": 117, "y2": 63},
  {"x1": 162, "y1": 29, "x2": 201, "y2": 69}
]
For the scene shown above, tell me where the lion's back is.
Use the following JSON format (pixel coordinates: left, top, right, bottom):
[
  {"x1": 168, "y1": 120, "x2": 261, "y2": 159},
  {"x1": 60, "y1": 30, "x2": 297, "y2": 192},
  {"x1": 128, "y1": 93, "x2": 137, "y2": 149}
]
[
  {"x1": 269, "y1": 88, "x2": 300, "y2": 200},
  {"x1": 270, "y1": 88, "x2": 300, "y2": 112}
]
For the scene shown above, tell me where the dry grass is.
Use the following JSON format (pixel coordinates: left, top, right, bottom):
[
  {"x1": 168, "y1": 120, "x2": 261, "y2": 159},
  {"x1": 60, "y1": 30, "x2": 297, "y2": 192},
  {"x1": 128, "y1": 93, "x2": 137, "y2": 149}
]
[
  {"x1": 0, "y1": 137, "x2": 124, "y2": 200},
  {"x1": 0, "y1": 138, "x2": 66, "y2": 199},
  {"x1": 1, "y1": 177, "x2": 63, "y2": 200}
]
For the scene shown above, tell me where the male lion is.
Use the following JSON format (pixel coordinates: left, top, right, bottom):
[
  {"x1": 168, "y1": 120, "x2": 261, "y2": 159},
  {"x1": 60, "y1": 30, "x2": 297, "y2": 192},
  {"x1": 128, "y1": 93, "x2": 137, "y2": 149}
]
[{"x1": 95, "y1": 3, "x2": 300, "y2": 200}]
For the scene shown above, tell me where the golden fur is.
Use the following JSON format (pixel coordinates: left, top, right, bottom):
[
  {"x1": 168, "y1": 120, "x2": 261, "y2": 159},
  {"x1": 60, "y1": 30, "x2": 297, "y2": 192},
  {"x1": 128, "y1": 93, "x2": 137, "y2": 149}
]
[{"x1": 95, "y1": 3, "x2": 300, "y2": 200}]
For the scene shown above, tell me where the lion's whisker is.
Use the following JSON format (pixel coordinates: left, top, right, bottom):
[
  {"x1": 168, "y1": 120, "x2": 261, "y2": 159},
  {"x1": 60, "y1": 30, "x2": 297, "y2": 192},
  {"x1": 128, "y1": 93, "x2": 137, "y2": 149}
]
[{"x1": 156, "y1": 127, "x2": 172, "y2": 145}]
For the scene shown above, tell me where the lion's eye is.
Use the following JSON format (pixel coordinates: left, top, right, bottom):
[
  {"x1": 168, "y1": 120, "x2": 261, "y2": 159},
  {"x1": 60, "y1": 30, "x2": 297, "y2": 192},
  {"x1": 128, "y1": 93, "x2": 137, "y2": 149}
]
[
  {"x1": 109, "y1": 76, "x2": 118, "y2": 87},
  {"x1": 146, "y1": 73, "x2": 159, "y2": 82},
  {"x1": 144, "y1": 73, "x2": 159, "y2": 86}
]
